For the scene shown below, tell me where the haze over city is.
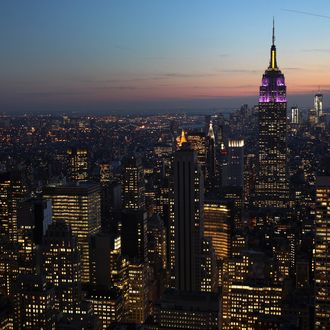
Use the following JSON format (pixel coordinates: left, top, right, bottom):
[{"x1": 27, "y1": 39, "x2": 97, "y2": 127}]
[{"x1": 1, "y1": 0, "x2": 330, "y2": 113}]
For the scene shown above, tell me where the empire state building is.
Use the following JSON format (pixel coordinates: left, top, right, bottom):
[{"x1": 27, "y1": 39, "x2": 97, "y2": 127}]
[{"x1": 255, "y1": 21, "x2": 288, "y2": 208}]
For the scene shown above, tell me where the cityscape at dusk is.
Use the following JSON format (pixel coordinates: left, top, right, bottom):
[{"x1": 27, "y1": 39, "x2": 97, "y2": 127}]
[{"x1": 0, "y1": 1, "x2": 330, "y2": 330}]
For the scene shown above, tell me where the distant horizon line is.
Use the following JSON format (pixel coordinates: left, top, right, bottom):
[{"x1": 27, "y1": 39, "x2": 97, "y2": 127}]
[{"x1": 0, "y1": 91, "x2": 328, "y2": 116}]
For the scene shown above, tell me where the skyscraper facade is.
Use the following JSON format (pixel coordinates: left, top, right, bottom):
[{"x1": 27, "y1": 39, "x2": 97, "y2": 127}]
[
  {"x1": 43, "y1": 182, "x2": 101, "y2": 283},
  {"x1": 67, "y1": 147, "x2": 89, "y2": 182},
  {"x1": 222, "y1": 139, "x2": 244, "y2": 188},
  {"x1": 291, "y1": 106, "x2": 300, "y2": 125},
  {"x1": 42, "y1": 220, "x2": 82, "y2": 316},
  {"x1": 255, "y1": 22, "x2": 288, "y2": 208},
  {"x1": 122, "y1": 155, "x2": 145, "y2": 210},
  {"x1": 0, "y1": 172, "x2": 27, "y2": 243},
  {"x1": 173, "y1": 143, "x2": 204, "y2": 292},
  {"x1": 314, "y1": 92, "x2": 323, "y2": 122},
  {"x1": 204, "y1": 201, "x2": 230, "y2": 260},
  {"x1": 186, "y1": 132, "x2": 207, "y2": 177},
  {"x1": 314, "y1": 176, "x2": 330, "y2": 329}
]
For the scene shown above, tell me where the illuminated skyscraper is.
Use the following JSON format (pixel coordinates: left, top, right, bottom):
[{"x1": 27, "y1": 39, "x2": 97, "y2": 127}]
[
  {"x1": 314, "y1": 176, "x2": 330, "y2": 329},
  {"x1": 43, "y1": 182, "x2": 101, "y2": 283},
  {"x1": 125, "y1": 263, "x2": 149, "y2": 324},
  {"x1": 314, "y1": 92, "x2": 323, "y2": 122},
  {"x1": 186, "y1": 132, "x2": 207, "y2": 177},
  {"x1": 255, "y1": 20, "x2": 288, "y2": 208},
  {"x1": 291, "y1": 105, "x2": 300, "y2": 125},
  {"x1": 204, "y1": 202, "x2": 230, "y2": 261},
  {"x1": 200, "y1": 237, "x2": 218, "y2": 292},
  {"x1": 67, "y1": 147, "x2": 89, "y2": 182},
  {"x1": 0, "y1": 172, "x2": 27, "y2": 297},
  {"x1": 223, "y1": 283, "x2": 282, "y2": 329},
  {"x1": 122, "y1": 155, "x2": 145, "y2": 210},
  {"x1": 86, "y1": 288, "x2": 123, "y2": 329},
  {"x1": 205, "y1": 121, "x2": 216, "y2": 191},
  {"x1": 42, "y1": 220, "x2": 82, "y2": 316},
  {"x1": 221, "y1": 250, "x2": 283, "y2": 329},
  {"x1": 14, "y1": 274, "x2": 56, "y2": 329},
  {"x1": 173, "y1": 143, "x2": 204, "y2": 292},
  {"x1": 0, "y1": 172, "x2": 27, "y2": 243},
  {"x1": 222, "y1": 139, "x2": 244, "y2": 188}
]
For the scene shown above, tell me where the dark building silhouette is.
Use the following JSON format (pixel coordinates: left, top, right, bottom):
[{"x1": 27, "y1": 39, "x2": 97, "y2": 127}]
[{"x1": 173, "y1": 143, "x2": 204, "y2": 292}]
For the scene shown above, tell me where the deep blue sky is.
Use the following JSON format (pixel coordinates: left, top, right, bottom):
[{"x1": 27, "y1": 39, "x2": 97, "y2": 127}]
[{"x1": 1, "y1": 0, "x2": 330, "y2": 113}]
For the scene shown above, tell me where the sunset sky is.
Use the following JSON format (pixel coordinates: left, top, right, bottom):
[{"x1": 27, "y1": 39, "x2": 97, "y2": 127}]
[{"x1": 1, "y1": 0, "x2": 330, "y2": 113}]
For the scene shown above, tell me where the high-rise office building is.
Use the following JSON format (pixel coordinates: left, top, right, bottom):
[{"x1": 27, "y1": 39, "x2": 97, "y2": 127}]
[
  {"x1": 223, "y1": 283, "x2": 282, "y2": 329},
  {"x1": 153, "y1": 289, "x2": 220, "y2": 330},
  {"x1": 17, "y1": 197, "x2": 52, "y2": 246},
  {"x1": 314, "y1": 92, "x2": 323, "y2": 122},
  {"x1": 222, "y1": 139, "x2": 244, "y2": 188},
  {"x1": 0, "y1": 172, "x2": 27, "y2": 243},
  {"x1": 0, "y1": 172, "x2": 27, "y2": 297},
  {"x1": 200, "y1": 237, "x2": 218, "y2": 292},
  {"x1": 308, "y1": 107, "x2": 317, "y2": 126},
  {"x1": 291, "y1": 105, "x2": 300, "y2": 125},
  {"x1": 17, "y1": 197, "x2": 52, "y2": 276},
  {"x1": 43, "y1": 182, "x2": 101, "y2": 283},
  {"x1": 89, "y1": 233, "x2": 116, "y2": 287},
  {"x1": 125, "y1": 263, "x2": 149, "y2": 324},
  {"x1": 121, "y1": 210, "x2": 147, "y2": 264},
  {"x1": 67, "y1": 147, "x2": 89, "y2": 182},
  {"x1": 255, "y1": 21, "x2": 288, "y2": 208},
  {"x1": 42, "y1": 220, "x2": 82, "y2": 316},
  {"x1": 222, "y1": 250, "x2": 283, "y2": 329},
  {"x1": 147, "y1": 214, "x2": 167, "y2": 299},
  {"x1": 207, "y1": 122, "x2": 216, "y2": 182},
  {"x1": 204, "y1": 201, "x2": 230, "y2": 260},
  {"x1": 86, "y1": 288, "x2": 123, "y2": 329},
  {"x1": 173, "y1": 143, "x2": 204, "y2": 292},
  {"x1": 122, "y1": 155, "x2": 145, "y2": 210},
  {"x1": 13, "y1": 274, "x2": 56, "y2": 330},
  {"x1": 186, "y1": 132, "x2": 207, "y2": 177},
  {"x1": 0, "y1": 238, "x2": 18, "y2": 297},
  {"x1": 314, "y1": 176, "x2": 330, "y2": 329}
]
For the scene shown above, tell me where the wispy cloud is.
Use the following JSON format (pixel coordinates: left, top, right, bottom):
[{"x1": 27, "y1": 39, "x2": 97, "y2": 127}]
[
  {"x1": 281, "y1": 8, "x2": 330, "y2": 19},
  {"x1": 192, "y1": 84, "x2": 256, "y2": 89},
  {"x1": 218, "y1": 69, "x2": 259, "y2": 73},
  {"x1": 79, "y1": 72, "x2": 217, "y2": 86},
  {"x1": 102, "y1": 86, "x2": 138, "y2": 90},
  {"x1": 158, "y1": 73, "x2": 216, "y2": 78},
  {"x1": 283, "y1": 67, "x2": 303, "y2": 71},
  {"x1": 20, "y1": 91, "x2": 88, "y2": 97},
  {"x1": 302, "y1": 48, "x2": 330, "y2": 53}
]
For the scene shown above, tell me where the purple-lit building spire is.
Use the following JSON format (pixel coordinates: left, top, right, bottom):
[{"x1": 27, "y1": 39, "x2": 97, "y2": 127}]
[
  {"x1": 255, "y1": 20, "x2": 288, "y2": 209},
  {"x1": 269, "y1": 17, "x2": 278, "y2": 71}
]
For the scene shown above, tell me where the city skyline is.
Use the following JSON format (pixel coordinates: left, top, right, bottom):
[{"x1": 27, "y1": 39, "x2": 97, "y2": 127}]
[{"x1": 1, "y1": 0, "x2": 330, "y2": 113}]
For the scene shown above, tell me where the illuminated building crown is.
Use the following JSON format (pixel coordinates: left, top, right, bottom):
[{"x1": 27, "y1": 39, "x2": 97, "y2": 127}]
[{"x1": 259, "y1": 19, "x2": 286, "y2": 104}]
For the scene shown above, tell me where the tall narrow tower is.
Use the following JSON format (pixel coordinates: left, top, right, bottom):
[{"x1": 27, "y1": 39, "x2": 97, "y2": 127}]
[
  {"x1": 255, "y1": 20, "x2": 288, "y2": 208},
  {"x1": 173, "y1": 143, "x2": 204, "y2": 292},
  {"x1": 207, "y1": 121, "x2": 216, "y2": 183},
  {"x1": 314, "y1": 176, "x2": 330, "y2": 329}
]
